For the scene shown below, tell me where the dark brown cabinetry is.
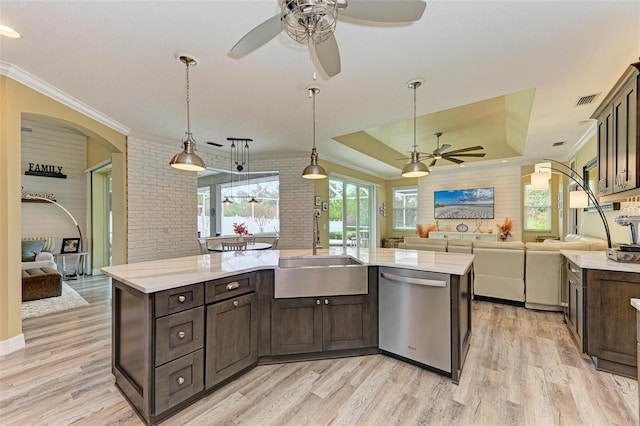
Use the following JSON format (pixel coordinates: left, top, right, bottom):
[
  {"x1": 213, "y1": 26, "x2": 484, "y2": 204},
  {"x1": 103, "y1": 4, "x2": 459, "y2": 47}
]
[
  {"x1": 587, "y1": 269, "x2": 640, "y2": 378},
  {"x1": 271, "y1": 294, "x2": 373, "y2": 355},
  {"x1": 593, "y1": 62, "x2": 640, "y2": 199},
  {"x1": 563, "y1": 257, "x2": 640, "y2": 378}
]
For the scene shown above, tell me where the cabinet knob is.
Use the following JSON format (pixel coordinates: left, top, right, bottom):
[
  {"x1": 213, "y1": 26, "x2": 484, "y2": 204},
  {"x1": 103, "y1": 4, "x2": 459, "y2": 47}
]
[
  {"x1": 177, "y1": 295, "x2": 186, "y2": 303},
  {"x1": 316, "y1": 299, "x2": 321, "y2": 305},
  {"x1": 226, "y1": 282, "x2": 240, "y2": 290},
  {"x1": 178, "y1": 331, "x2": 186, "y2": 339},
  {"x1": 233, "y1": 300, "x2": 239, "y2": 307},
  {"x1": 324, "y1": 299, "x2": 329, "y2": 305},
  {"x1": 177, "y1": 377, "x2": 185, "y2": 385}
]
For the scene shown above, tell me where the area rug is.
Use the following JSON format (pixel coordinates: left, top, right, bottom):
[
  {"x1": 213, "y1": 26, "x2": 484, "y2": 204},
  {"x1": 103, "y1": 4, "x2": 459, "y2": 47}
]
[{"x1": 22, "y1": 282, "x2": 89, "y2": 320}]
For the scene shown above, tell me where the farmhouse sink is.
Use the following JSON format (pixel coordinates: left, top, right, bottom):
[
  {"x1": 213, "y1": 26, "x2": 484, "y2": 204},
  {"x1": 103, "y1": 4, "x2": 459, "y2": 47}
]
[{"x1": 274, "y1": 255, "x2": 368, "y2": 298}]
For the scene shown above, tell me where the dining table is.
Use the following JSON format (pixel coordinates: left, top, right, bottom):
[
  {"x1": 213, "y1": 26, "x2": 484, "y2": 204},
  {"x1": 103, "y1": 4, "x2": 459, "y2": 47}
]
[{"x1": 207, "y1": 242, "x2": 273, "y2": 252}]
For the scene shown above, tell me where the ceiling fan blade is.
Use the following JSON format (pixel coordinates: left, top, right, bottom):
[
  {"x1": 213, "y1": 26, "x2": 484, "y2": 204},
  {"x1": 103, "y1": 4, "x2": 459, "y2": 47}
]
[
  {"x1": 444, "y1": 157, "x2": 465, "y2": 164},
  {"x1": 429, "y1": 159, "x2": 437, "y2": 167},
  {"x1": 444, "y1": 153, "x2": 487, "y2": 158},
  {"x1": 230, "y1": 13, "x2": 282, "y2": 56},
  {"x1": 443, "y1": 145, "x2": 485, "y2": 155},
  {"x1": 341, "y1": 0, "x2": 426, "y2": 22},
  {"x1": 314, "y1": 33, "x2": 341, "y2": 77},
  {"x1": 205, "y1": 141, "x2": 223, "y2": 147},
  {"x1": 437, "y1": 144, "x2": 452, "y2": 154}
]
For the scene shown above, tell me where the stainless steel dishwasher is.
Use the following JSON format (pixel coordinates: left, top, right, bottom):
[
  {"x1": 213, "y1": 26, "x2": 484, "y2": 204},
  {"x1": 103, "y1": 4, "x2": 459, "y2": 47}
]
[{"x1": 379, "y1": 267, "x2": 451, "y2": 374}]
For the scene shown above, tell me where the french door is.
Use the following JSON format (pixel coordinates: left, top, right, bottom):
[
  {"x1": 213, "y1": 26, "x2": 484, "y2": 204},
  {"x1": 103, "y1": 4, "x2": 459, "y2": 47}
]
[{"x1": 328, "y1": 177, "x2": 374, "y2": 248}]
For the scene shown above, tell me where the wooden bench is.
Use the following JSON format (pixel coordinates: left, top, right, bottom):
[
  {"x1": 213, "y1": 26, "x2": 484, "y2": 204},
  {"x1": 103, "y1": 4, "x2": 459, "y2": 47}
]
[{"x1": 22, "y1": 267, "x2": 62, "y2": 302}]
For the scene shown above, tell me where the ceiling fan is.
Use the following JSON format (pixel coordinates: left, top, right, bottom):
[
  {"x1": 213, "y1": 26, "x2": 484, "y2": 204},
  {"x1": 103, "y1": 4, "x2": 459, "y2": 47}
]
[
  {"x1": 230, "y1": 0, "x2": 427, "y2": 77},
  {"x1": 424, "y1": 132, "x2": 486, "y2": 166}
]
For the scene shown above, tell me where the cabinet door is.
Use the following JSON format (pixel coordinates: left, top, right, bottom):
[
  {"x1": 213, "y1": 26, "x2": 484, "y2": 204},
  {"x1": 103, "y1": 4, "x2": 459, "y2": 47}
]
[
  {"x1": 597, "y1": 109, "x2": 614, "y2": 196},
  {"x1": 322, "y1": 295, "x2": 371, "y2": 351},
  {"x1": 567, "y1": 276, "x2": 584, "y2": 352},
  {"x1": 613, "y1": 81, "x2": 638, "y2": 193},
  {"x1": 271, "y1": 298, "x2": 322, "y2": 355},
  {"x1": 205, "y1": 292, "x2": 258, "y2": 388}
]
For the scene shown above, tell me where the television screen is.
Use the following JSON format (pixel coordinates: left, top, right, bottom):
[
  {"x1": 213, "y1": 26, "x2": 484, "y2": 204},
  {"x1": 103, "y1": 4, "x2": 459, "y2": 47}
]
[{"x1": 434, "y1": 187, "x2": 494, "y2": 219}]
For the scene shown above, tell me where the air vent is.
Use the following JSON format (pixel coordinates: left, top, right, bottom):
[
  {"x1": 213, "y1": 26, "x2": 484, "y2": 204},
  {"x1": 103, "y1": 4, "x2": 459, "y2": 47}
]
[
  {"x1": 552, "y1": 141, "x2": 566, "y2": 147},
  {"x1": 575, "y1": 93, "x2": 599, "y2": 106},
  {"x1": 20, "y1": 127, "x2": 32, "y2": 132}
]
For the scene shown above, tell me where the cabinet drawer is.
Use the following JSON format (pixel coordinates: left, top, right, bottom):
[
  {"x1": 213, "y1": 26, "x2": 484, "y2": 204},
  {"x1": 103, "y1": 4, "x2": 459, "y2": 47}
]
[
  {"x1": 155, "y1": 306, "x2": 204, "y2": 366},
  {"x1": 205, "y1": 273, "x2": 256, "y2": 304},
  {"x1": 155, "y1": 283, "x2": 204, "y2": 317},
  {"x1": 154, "y1": 349, "x2": 204, "y2": 415}
]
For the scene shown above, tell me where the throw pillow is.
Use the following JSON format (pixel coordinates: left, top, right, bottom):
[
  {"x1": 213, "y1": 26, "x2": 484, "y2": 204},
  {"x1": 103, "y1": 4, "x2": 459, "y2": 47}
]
[{"x1": 21, "y1": 239, "x2": 46, "y2": 262}]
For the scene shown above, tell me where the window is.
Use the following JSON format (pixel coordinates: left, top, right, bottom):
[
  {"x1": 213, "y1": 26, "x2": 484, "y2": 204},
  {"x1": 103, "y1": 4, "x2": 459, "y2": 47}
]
[
  {"x1": 329, "y1": 177, "x2": 375, "y2": 248},
  {"x1": 197, "y1": 186, "x2": 211, "y2": 238},
  {"x1": 524, "y1": 184, "x2": 551, "y2": 231},
  {"x1": 393, "y1": 187, "x2": 418, "y2": 230},
  {"x1": 221, "y1": 175, "x2": 279, "y2": 236}
]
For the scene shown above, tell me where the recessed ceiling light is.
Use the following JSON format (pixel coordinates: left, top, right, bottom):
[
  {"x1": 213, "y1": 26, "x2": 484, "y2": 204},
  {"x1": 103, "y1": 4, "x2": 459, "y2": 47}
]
[
  {"x1": 459, "y1": 164, "x2": 466, "y2": 168},
  {"x1": 552, "y1": 141, "x2": 566, "y2": 147},
  {"x1": 0, "y1": 24, "x2": 21, "y2": 38},
  {"x1": 501, "y1": 160, "x2": 509, "y2": 163}
]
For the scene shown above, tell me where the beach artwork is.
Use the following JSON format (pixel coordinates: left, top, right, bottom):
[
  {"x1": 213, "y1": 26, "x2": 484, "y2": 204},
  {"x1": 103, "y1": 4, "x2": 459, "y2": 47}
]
[{"x1": 434, "y1": 187, "x2": 494, "y2": 219}]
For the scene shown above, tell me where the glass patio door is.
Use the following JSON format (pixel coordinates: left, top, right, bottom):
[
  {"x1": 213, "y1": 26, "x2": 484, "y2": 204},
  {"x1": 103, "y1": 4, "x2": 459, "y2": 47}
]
[{"x1": 329, "y1": 178, "x2": 373, "y2": 248}]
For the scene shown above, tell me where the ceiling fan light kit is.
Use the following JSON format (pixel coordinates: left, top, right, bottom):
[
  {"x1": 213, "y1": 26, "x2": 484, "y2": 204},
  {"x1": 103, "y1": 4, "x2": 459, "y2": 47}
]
[
  {"x1": 170, "y1": 54, "x2": 206, "y2": 172},
  {"x1": 302, "y1": 86, "x2": 328, "y2": 179},
  {"x1": 402, "y1": 79, "x2": 430, "y2": 178}
]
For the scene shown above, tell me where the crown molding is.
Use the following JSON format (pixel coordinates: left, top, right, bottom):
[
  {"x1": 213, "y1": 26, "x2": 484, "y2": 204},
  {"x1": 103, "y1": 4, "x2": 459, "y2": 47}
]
[{"x1": 1, "y1": 61, "x2": 130, "y2": 135}]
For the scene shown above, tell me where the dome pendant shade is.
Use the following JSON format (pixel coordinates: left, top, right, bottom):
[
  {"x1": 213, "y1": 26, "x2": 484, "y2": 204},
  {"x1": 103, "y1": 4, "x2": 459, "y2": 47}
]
[
  {"x1": 302, "y1": 147, "x2": 328, "y2": 179},
  {"x1": 222, "y1": 196, "x2": 234, "y2": 205},
  {"x1": 402, "y1": 151, "x2": 430, "y2": 178},
  {"x1": 170, "y1": 137, "x2": 205, "y2": 171}
]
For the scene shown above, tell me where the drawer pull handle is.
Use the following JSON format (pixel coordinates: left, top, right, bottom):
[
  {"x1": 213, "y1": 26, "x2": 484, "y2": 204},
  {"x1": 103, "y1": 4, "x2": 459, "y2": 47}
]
[
  {"x1": 177, "y1": 295, "x2": 186, "y2": 303},
  {"x1": 233, "y1": 300, "x2": 239, "y2": 307},
  {"x1": 570, "y1": 267, "x2": 579, "y2": 273},
  {"x1": 178, "y1": 331, "x2": 186, "y2": 339},
  {"x1": 324, "y1": 299, "x2": 329, "y2": 305},
  {"x1": 226, "y1": 282, "x2": 240, "y2": 290},
  {"x1": 316, "y1": 299, "x2": 321, "y2": 305},
  {"x1": 177, "y1": 377, "x2": 185, "y2": 385}
]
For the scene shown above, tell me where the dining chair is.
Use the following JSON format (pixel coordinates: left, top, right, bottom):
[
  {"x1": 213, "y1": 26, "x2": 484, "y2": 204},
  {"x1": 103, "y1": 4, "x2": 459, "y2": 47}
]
[
  {"x1": 243, "y1": 236, "x2": 256, "y2": 245},
  {"x1": 271, "y1": 237, "x2": 279, "y2": 249},
  {"x1": 221, "y1": 241, "x2": 247, "y2": 251},
  {"x1": 198, "y1": 239, "x2": 208, "y2": 254}
]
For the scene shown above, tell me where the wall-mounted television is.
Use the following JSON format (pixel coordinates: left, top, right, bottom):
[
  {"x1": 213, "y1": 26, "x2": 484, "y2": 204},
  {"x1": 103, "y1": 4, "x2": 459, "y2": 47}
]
[{"x1": 434, "y1": 187, "x2": 494, "y2": 219}]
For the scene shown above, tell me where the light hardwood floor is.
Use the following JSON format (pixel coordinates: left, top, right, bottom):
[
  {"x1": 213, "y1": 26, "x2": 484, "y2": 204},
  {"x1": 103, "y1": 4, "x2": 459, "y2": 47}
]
[{"x1": 1, "y1": 275, "x2": 638, "y2": 425}]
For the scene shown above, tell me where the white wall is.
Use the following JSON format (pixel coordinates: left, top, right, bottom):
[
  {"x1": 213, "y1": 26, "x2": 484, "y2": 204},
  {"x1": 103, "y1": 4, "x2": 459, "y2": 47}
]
[
  {"x1": 21, "y1": 120, "x2": 88, "y2": 252},
  {"x1": 417, "y1": 164, "x2": 522, "y2": 240},
  {"x1": 127, "y1": 137, "x2": 313, "y2": 262}
]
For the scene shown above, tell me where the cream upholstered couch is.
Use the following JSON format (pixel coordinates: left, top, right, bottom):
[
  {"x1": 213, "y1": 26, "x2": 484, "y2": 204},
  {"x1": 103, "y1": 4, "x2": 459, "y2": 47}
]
[
  {"x1": 397, "y1": 237, "x2": 448, "y2": 252},
  {"x1": 21, "y1": 236, "x2": 57, "y2": 270},
  {"x1": 472, "y1": 241, "x2": 526, "y2": 303},
  {"x1": 524, "y1": 234, "x2": 607, "y2": 311}
]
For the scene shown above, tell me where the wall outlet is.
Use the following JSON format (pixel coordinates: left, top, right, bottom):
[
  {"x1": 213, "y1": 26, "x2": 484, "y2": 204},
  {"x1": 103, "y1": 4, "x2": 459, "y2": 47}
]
[{"x1": 314, "y1": 209, "x2": 321, "y2": 217}]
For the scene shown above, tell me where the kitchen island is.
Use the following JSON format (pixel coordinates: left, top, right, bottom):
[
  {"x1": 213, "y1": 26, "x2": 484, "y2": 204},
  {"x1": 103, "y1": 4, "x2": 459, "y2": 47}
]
[{"x1": 102, "y1": 247, "x2": 474, "y2": 425}]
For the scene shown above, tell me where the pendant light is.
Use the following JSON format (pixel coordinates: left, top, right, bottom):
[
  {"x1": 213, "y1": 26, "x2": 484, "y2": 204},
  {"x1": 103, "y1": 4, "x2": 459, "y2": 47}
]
[
  {"x1": 170, "y1": 54, "x2": 206, "y2": 172},
  {"x1": 245, "y1": 139, "x2": 259, "y2": 204},
  {"x1": 222, "y1": 139, "x2": 234, "y2": 205},
  {"x1": 302, "y1": 86, "x2": 328, "y2": 180},
  {"x1": 401, "y1": 79, "x2": 430, "y2": 178}
]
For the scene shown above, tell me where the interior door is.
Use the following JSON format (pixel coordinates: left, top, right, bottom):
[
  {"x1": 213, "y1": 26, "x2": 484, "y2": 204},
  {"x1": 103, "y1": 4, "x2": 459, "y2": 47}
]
[{"x1": 329, "y1": 178, "x2": 374, "y2": 248}]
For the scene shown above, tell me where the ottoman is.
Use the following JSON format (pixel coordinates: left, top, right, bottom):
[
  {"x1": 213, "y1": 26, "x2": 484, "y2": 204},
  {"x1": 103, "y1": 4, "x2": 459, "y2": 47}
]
[{"x1": 22, "y1": 267, "x2": 62, "y2": 302}]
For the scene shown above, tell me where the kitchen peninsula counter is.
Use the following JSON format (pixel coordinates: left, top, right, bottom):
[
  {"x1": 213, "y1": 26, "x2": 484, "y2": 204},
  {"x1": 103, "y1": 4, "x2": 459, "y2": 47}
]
[
  {"x1": 102, "y1": 247, "x2": 474, "y2": 293},
  {"x1": 561, "y1": 250, "x2": 640, "y2": 378}
]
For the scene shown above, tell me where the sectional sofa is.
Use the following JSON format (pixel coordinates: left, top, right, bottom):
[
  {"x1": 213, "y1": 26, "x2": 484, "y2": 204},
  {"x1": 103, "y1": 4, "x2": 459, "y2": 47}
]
[{"x1": 398, "y1": 235, "x2": 608, "y2": 311}]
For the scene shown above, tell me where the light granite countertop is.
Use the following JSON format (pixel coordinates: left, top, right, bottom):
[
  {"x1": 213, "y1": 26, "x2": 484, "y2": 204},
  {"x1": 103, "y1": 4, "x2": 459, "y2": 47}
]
[
  {"x1": 631, "y1": 299, "x2": 640, "y2": 312},
  {"x1": 102, "y1": 247, "x2": 474, "y2": 293},
  {"x1": 561, "y1": 250, "x2": 640, "y2": 273}
]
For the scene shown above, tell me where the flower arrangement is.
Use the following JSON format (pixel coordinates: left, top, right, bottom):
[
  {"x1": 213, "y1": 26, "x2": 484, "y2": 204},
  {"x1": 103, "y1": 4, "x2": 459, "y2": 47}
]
[
  {"x1": 497, "y1": 218, "x2": 513, "y2": 241},
  {"x1": 417, "y1": 223, "x2": 437, "y2": 238},
  {"x1": 232, "y1": 222, "x2": 249, "y2": 236}
]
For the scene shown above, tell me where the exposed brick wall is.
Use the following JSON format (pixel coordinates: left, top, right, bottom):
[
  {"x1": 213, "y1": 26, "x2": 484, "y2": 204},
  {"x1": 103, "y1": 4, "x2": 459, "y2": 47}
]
[{"x1": 127, "y1": 137, "x2": 313, "y2": 262}]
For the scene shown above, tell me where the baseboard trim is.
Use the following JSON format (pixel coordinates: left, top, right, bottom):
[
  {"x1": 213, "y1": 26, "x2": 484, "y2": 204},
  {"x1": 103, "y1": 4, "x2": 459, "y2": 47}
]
[
  {"x1": 474, "y1": 295, "x2": 525, "y2": 307},
  {"x1": 0, "y1": 333, "x2": 25, "y2": 355}
]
